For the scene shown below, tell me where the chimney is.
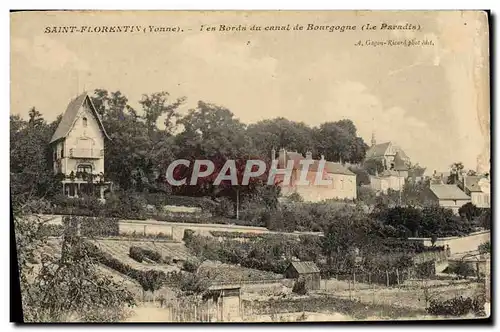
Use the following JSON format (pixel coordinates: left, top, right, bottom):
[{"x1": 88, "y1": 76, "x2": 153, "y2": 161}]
[
  {"x1": 320, "y1": 154, "x2": 325, "y2": 161},
  {"x1": 279, "y1": 148, "x2": 286, "y2": 168},
  {"x1": 271, "y1": 148, "x2": 276, "y2": 161},
  {"x1": 306, "y1": 151, "x2": 312, "y2": 159}
]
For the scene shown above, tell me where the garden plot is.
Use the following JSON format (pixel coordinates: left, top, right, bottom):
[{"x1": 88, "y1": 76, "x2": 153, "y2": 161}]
[{"x1": 91, "y1": 239, "x2": 194, "y2": 273}]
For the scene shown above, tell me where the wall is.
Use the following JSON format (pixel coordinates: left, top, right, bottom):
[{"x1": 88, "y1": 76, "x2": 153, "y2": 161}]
[
  {"x1": 437, "y1": 198, "x2": 471, "y2": 215},
  {"x1": 471, "y1": 192, "x2": 491, "y2": 208},
  {"x1": 63, "y1": 98, "x2": 105, "y2": 175},
  {"x1": 408, "y1": 230, "x2": 490, "y2": 255},
  {"x1": 282, "y1": 172, "x2": 356, "y2": 202},
  {"x1": 369, "y1": 175, "x2": 404, "y2": 193}
]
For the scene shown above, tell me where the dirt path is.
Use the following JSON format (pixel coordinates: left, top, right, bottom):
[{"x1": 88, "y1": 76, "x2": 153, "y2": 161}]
[{"x1": 125, "y1": 304, "x2": 171, "y2": 322}]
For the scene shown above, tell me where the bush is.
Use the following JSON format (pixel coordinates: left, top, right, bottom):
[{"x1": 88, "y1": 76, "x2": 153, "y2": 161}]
[
  {"x1": 39, "y1": 224, "x2": 65, "y2": 237},
  {"x1": 129, "y1": 246, "x2": 164, "y2": 263},
  {"x1": 449, "y1": 261, "x2": 477, "y2": 279},
  {"x1": 426, "y1": 296, "x2": 486, "y2": 317},
  {"x1": 129, "y1": 246, "x2": 146, "y2": 263},
  {"x1": 478, "y1": 241, "x2": 490, "y2": 254},
  {"x1": 292, "y1": 279, "x2": 307, "y2": 295},
  {"x1": 182, "y1": 260, "x2": 201, "y2": 273}
]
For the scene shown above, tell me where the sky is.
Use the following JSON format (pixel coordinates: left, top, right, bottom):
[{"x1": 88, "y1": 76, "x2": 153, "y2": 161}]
[{"x1": 10, "y1": 11, "x2": 490, "y2": 173}]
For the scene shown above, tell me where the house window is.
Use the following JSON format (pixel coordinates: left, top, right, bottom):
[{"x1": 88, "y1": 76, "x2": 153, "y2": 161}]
[
  {"x1": 77, "y1": 164, "x2": 92, "y2": 174},
  {"x1": 82, "y1": 117, "x2": 88, "y2": 127}
]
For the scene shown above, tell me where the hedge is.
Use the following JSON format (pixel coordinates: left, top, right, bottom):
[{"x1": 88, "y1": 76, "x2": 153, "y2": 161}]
[
  {"x1": 129, "y1": 246, "x2": 164, "y2": 263},
  {"x1": 62, "y1": 215, "x2": 119, "y2": 237},
  {"x1": 426, "y1": 296, "x2": 486, "y2": 317}
]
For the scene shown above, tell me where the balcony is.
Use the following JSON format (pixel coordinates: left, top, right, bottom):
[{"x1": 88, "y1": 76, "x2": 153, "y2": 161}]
[{"x1": 69, "y1": 148, "x2": 103, "y2": 159}]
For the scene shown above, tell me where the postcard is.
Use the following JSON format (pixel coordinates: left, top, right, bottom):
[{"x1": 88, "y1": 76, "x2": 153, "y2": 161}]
[{"x1": 10, "y1": 10, "x2": 491, "y2": 323}]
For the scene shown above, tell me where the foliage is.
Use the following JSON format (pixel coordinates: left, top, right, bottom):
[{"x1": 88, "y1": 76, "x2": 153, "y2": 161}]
[
  {"x1": 478, "y1": 241, "x2": 490, "y2": 254},
  {"x1": 356, "y1": 186, "x2": 377, "y2": 205},
  {"x1": 363, "y1": 159, "x2": 384, "y2": 176},
  {"x1": 129, "y1": 246, "x2": 146, "y2": 263},
  {"x1": 447, "y1": 261, "x2": 477, "y2": 279},
  {"x1": 458, "y1": 202, "x2": 481, "y2": 221},
  {"x1": 479, "y1": 209, "x2": 491, "y2": 229},
  {"x1": 447, "y1": 162, "x2": 465, "y2": 185},
  {"x1": 348, "y1": 166, "x2": 371, "y2": 186},
  {"x1": 426, "y1": 296, "x2": 486, "y2": 317},
  {"x1": 182, "y1": 260, "x2": 201, "y2": 273},
  {"x1": 371, "y1": 205, "x2": 475, "y2": 238},
  {"x1": 292, "y1": 279, "x2": 308, "y2": 295},
  {"x1": 14, "y1": 207, "x2": 135, "y2": 322},
  {"x1": 10, "y1": 111, "x2": 62, "y2": 207},
  {"x1": 314, "y1": 120, "x2": 368, "y2": 163},
  {"x1": 179, "y1": 273, "x2": 210, "y2": 296}
]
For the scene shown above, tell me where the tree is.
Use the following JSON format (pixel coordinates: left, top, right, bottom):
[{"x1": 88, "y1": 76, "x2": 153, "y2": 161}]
[
  {"x1": 321, "y1": 206, "x2": 380, "y2": 271},
  {"x1": 10, "y1": 110, "x2": 62, "y2": 206},
  {"x1": 14, "y1": 209, "x2": 135, "y2": 322},
  {"x1": 139, "y1": 91, "x2": 186, "y2": 135},
  {"x1": 447, "y1": 162, "x2": 465, "y2": 184},
  {"x1": 458, "y1": 202, "x2": 480, "y2": 222},
  {"x1": 363, "y1": 159, "x2": 384, "y2": 176},
  {"x1": 91, "y1": 89, "x2": 184, "y2": 192},
  {"x1": 246, "y1": 118, "x2": 314, "y2": 159},
  {"x1": 314, "y1": 120, "x2": 367, "y2": 164},
  {"x1": 177, "y1": 101, "x2": 254, "y2": 159}
]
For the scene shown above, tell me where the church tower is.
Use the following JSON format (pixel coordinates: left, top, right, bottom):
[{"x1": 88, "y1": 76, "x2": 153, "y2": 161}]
[{"x1": 371, "y1": 132, "x2": 376, "y2": 147}]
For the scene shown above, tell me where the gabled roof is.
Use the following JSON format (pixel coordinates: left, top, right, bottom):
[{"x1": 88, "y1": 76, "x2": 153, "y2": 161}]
[
  {"x1": 325, "y1": 161, "x2": 355, "y2": 176},
  {"x1": 394, "y1": 146, "x2": 410, "y2": 161},
  {"x1": 365, "y1": 142, "x2": 391, "y2": 159},
  {"x1": 464, "y1": 176, "x2": 485, "y2": 193},
  {"x1": 288, "y1": 261, "x2": 320, "y2": 274},
  {"x1": 409, "y1": 167, "x2": 426, "y2": 178},
  {"x1": 50, "y1": 92, "x2": 110, "y2": 144},
  {"x1": 277, "y1": 151, "x2": 354, "y2": 175},
  {"x1": 393, "y1": 152, "x2": 408, "y2": 171},
  {"x1": 429, "y1": 184, "x2": 470, "y2": 200},
  {"x1": 379, "y1": 169, "x2": 403, "y2": 177}
]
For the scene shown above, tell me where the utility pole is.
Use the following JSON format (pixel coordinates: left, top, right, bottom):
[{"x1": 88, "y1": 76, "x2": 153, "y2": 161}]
[{"x1": 236, "y1": 188, "x2": 240, "y2": 220}]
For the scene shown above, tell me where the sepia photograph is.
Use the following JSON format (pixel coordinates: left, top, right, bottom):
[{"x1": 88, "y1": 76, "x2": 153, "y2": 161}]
[{"x1": 10, "y1": 10, "x2": 491, "y2": 323}]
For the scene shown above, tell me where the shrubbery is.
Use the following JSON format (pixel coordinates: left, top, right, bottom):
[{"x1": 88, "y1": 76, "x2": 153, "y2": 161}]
[
  {"x1": 292, "y1": 279, "x2": 307, "y2": 295},
  {"x1": 129, "y1": 246, "x2": 164, "y2": 263},
  {"x1": 50, "y1": 192, "x2": 148, "y2": 220},
  {"x1": 62, "y1": 215, "x2": 119, "y2": 237},
  {"x1": 478, "y1": 241, "x2": 490, "y2": 254},
  {"x1": 426, "y1": 296, "x2": 486, "y2": 317},
  {"x1": 182, "y1": 260, "x2": 201, "y2": 273},
  {"x1": 83, "y1": 241, "x2": 174, "y2": 293}
]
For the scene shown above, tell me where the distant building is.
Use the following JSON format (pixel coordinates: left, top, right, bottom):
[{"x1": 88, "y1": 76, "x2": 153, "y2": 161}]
[
  {"x1": 273, "y1": 148, "x2": 357, "y2": 202},
  {"x1": 431, "y1": 171, "x2": 450, "y2": 184},
  {"x1": 459, "y1": 175, "x2": 491, "y2": 208},
  {"x1": 428, "y1": 184, "x2": 471, "y2": 214},
  {"x1": 365, "y1": 133, "x2": 410, "y2": 171},
  {"x1": 50, "y1": 92, "x2": 112, "y2": 199},
  {"x1": 408, "y1": 167, "x2": 427, "y2": 183},
  {"x1": 369, "y1": 169, "x2": 405, "y2": 194},
  {"x1": 284, "y1": 261, "x2": 321, "y2": 291}
]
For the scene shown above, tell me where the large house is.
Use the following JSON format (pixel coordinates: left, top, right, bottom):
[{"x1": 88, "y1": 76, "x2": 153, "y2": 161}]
[
  {"x1": 428, "y1": 184, "x2": 471, "y2": 215},
  {"x1": 50, "y1": 92, "x2": 112, "y2": 199},
  {"x1": 365, "y1": 134, "x2": 410, "y2": 172},
  {"x1": 272, "y1": 148, "x2": 357, "y2": 202}
]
